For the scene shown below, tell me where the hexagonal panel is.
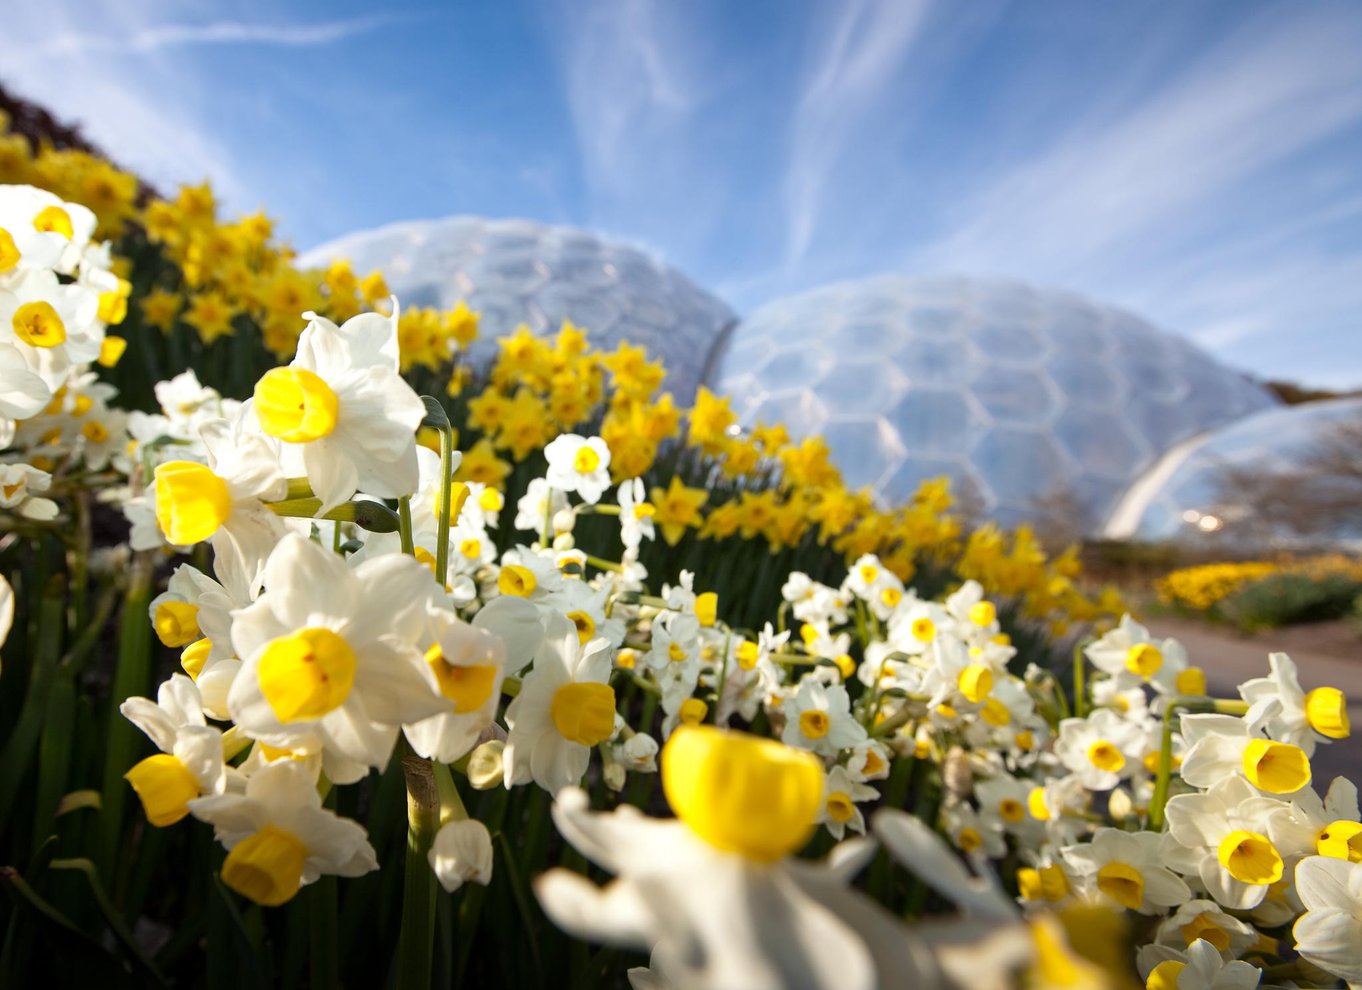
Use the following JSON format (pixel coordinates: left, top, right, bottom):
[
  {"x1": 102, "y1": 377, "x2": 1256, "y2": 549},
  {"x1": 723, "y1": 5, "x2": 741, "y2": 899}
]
[
  {"x1": 889, "y1": 389, "x2": 979, "y2": 456},
  {"x1": 969, "y1": 365, "x2": 1058, "y2": 425},
  {"x1": 1052, "y1": 406, "x2": 1151, "y2": 481},
  {"x1": 822, "y1": 419, "x2": 906, "y2": 490}
]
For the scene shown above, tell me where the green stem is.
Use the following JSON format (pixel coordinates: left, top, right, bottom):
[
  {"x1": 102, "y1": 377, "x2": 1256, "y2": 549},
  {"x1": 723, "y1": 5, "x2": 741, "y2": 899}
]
[
  {"x1": 397, "y1": 739, "x2": 439, "y2": 990},
  {"x1": 435, "y1": 416, "x2": 455, "y2": 586},
  {"x1": 1071, "y1": 637, "x2": 1090, "y2": 719},
  {"x1": 712, "y1": 630, "x2": 732, "y2": 725},
  {"x1": 540, "y1": 487, "x2": 554, "y2": 548},
  {"x1": 398, "y1": 497, "x2": 416, "y2": 557}
]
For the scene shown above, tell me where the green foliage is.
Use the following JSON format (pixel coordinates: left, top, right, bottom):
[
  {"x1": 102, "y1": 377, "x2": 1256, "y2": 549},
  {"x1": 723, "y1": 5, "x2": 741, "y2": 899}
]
[{"x1": 1219, "y1": 571, "x2": 1362, "y2": 632}]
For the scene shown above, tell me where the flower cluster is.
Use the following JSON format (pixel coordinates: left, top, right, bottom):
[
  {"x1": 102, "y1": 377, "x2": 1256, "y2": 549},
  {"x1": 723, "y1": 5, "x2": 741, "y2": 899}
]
[{"x1": 1156, "y1": 555, "x2": 1362, "y2": 613}]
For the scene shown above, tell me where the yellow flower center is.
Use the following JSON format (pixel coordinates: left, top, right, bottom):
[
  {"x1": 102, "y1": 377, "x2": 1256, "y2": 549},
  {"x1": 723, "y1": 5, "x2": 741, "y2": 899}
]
[
  {"x1": 957, "y1": 827, "x2": 983, "y2": 853},
  {"x1": 1180, "y1": 913, "x2": 1229, "y2": 952},
  {"x1": 999, "y1": 798, "x2": 1026, "y2": 824},
  {"x1": 458, "y1": 538, "x2": 483, "y2": 560},
  {"x1": 1014, "y1": 728, "x2": 1035, "y2": 749},
  {"x1": 154, "y1": 461, "x2": 232, "y2": 545},
  {"x1": 735, "y1": 640, "x2": 759, "y2": 671},
  {"x1": 834, "y1": 653, "x2": 856, "y2": 680},
  {"x1": 221, "y1": 825, "x2": 309, "y2": 907},
  {"x1": 153, "y1": 601, "x2": 201, "y2": 647},
  {"x1": 1242, "y1": 739, "x2": 1311, "y2": 794},
  {"x1": 0, "y1": 227, "x2": 19, "y2": 271},
  {"x1": 968, "y1": 601, "x2": 997, "y2": 627},
  {"x1": 615, "y1": 648, "x2": 637, "y2": 670},
  {"x1": 1124, "y1": 643, "x2": 1163, "y2": 678},
  {"x1": 826, "y1": 791, "x2": 855, "y2": 824},
  {"x1": 694, "y1": 592, "x2": 717, "y2": 627},
  {"x1": 957, "y1": 663, "x2": 993, "y2": 703},
  {"x1": 799, "y1": 709, "x2": 830, "y2": 740},
  {"x1": 1175, "y1": 666, "x2": 1207, "y2": 696},
  {"x1": 550, "y1": 682, "x2": 616, "y2": 746},
  {"x1": 667, "y1": 640, "x2": 688, "y2": 663},
  {"x1": 433, "y1": 482, "x2": 471, "y2": 523},
  {"x1": 880, "y1": 586, "x2": 902, "y2": 608},
  {"x1": 1305, "y1": 687, "x2": 1350, "y2": 739},
  {"x1": 661, "y1": 726, "x2": 823, "y2": 862},
  {"x1": 862, "y1": 749, "x2": 886, "y2": 776},
  {"x1": 1146, "y1": 960, "x2": 1185, "y2": 990},
  {"x1": 477, "y1": 487, "x2": 504, "y2": 511},
  {"x1": 81, "y1": 419, "x2": 110, "y2": 444},
  {"x1": 497, "y1": 564, "x2": 536, "y2": 597},
  {"x1": 911, "y1": 617, "x2": 936, "y2": 642},
  {"x1": 1087, "y1": 740, "x2": 1125, "y2": 773},
  {"x1": 1217, "y1": 830, "x2": 1282, "y2": 885},
  {"x1": 1096, "y1": 861, "x2": 1144, "y2": 910},
  {"x1": 13, "y1": 300, "x2": 67, "y2": 348},
  {"x1": 859, "y1": 564, "x2": 879, "y2": 583},
  {"x1": 253, "y1": 367, "x2": 340, "y2": 443},
  {"x1": 124, "y1": 753, "x2": 199, "y2": 827},
  {"x1": 1027, "y1": 786, "x2": 1050, "y2": 820},
  {"x1": 1316, "y1": 820, "x2": 1362, "y2": 862},
  {"x1": 566, "y1": 611, "x2": 596, "y2": 645},
  {"x1": 33, "y1": 205, "x2": 73, "y2": 238},
  {"x1": 679, "y1": 697, "x2": 708, "y2": 726},
  {"x1": 181, "y1": 638, "x2": 213, "y2": 679},
  {"x1": 424, "y1": 645, "x2": 497, "y2": 713},
  {"x1": 572, "y1": 445, "x2": 600, "y2": 473},
  {"x1": 258, "y1": 627, "x2": 357, "y2": 723}
]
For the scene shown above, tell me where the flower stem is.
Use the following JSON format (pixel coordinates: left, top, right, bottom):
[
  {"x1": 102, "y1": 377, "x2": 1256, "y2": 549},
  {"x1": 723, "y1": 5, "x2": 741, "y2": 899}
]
[
  {"x1": 397, "y1": 738, "x2": 439, "y2": 989},
  {"x1": 398, "y1": 496, "x2": 416, "y2": 557},
  {"x1": 1071, "y1": 637, "x2": 1091, "y2": 718}
]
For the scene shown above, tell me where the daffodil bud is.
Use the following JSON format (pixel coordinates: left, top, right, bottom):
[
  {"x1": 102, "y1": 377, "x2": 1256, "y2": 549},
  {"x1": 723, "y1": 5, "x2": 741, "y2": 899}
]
[
  {"x1": 429, "y1": 819, "x2": 493, "y2": 893},
  {"x1": 466, "y1": 740, "x2": 505, "y2": 790},
  {"x1": 603, "y1": 760, "x2": 626, "y2": 792}
]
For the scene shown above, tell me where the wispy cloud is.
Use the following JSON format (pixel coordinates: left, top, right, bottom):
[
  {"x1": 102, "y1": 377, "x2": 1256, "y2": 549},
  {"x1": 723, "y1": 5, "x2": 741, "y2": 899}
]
[
  {"x1": 916, "y1": 8, "x2": 1362, "y2": 278},
  {"x1": 781, "y1": 0, "x2": 934, "y2": 265},
  {"x1": 14, "y1": 14, "x2": 397, "y2": 62}
]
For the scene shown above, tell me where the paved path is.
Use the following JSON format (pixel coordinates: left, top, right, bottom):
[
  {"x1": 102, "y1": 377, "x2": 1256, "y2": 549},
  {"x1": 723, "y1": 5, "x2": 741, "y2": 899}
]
[{"x1": 1145, "y1": 617, "x2": 1361, "y2": 787}]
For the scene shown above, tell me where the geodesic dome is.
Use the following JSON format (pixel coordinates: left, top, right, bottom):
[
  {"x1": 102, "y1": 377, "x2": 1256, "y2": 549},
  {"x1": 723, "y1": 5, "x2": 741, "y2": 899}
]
[
  {"x1": 712, "y1": 275, "x2": 1278, "y2": 527},
  {"x1": 1106, "y1": 396, "x2": 1362, "y2": 544},
  {"x1": 299, "y1": 217, "x2": 735, "y2": 400}
]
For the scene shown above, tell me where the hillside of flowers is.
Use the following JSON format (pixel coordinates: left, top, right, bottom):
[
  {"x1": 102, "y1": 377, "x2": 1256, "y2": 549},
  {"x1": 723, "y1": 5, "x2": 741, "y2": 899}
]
[{"x1": 1, "y1": 107, "x2": 1358, "y2": 990}]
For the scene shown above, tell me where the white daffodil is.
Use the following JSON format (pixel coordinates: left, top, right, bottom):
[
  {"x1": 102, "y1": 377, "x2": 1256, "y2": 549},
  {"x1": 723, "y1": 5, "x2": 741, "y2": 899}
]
[
  {"x1": 781, "y1": 678, "x2": 867, "y2": 757},
  {"x1": 0, "y1": 185, "x2": 97, "y2": 275},
  {"x1": 0, "y1": 268, "x2": 101, "y2": 391},
  {"x1": 1152, "y1": 899, "x2": 1259, "y2": 960},
  {"x1": 1084, "y1": 614, "x2": 1195, "y2": 694},
  {"x1": 819, "y1": 766, "x2": 877, "y2": 840},
  {"x1": 154, "y1": 411, "x2": 290, "y2": 598},
  {"x1": 0, "y1": 342, "x2": 51, "y2": 424},
  {"x1": 1053, "y1": 708, "x2": 1146, "y2": 791},
  {"x1": 616, "y1": 478, "x2": 656, "y2": 551},
  {"x1": 428, "y1": 818, "x2": 494, "y2": 893},
  {"x1": 1179, "y1": 708, "x2": 1313, "y2": 797},
  {"x1": 513, "y1": 478, "x2": 568, "y2": 535},
  {"x1": 1292, "y1": 855, "x2": 1362, "y2": 985},
  {"x1": 0, "y1": 462, "x2": 58, "y2": 519},
  {"x1": 921, "y1": 636, "x2": 1003, "y2": 711},
  {"x1": 188, "y1": 760, "x2": 378, "y2": 906},
  {"x1": 1164, "y1": 774, "x2": 1289, "y2": 910},
  {"x1": 844, "y1": 739, "x2": 892, "y2": 783},
  {"x1": 543, "y1": 433, "x2": 611, "y2": 504},
  {"x1": 942, "y1": 801, "x2": 1006, "y2": 859},
  {"x1": 503, "y1": 612, "x2": 615, "y2": 793},
  {"x1": 249, "y1": 306, "x2": 425, "y2": 513},
  {"x1": 1136, "y1": 939, "x2": 1262, "y2": 990},
  {"x1": 975, "y1": 771, "x2": 1042, "y2": 839},
  {"x1": 1059, "y1": 828, "x2": 1191, "y2": 914},
  {"x1": 458, "y1": 481, "x2": 503, "y2": 531},
  {"x1": 536, "y1": 728, "x2": 955, "y2": 990},
  {"x1": 886, "y1": 599, "x2": 949, "y2": 653},
  {"x1": 120, "y1": 674, "x2": 228, "y2": 827},
  {"x1": 1239, "y1": 652, "x2": 1350, "y2": 754},
  {"x1": 403, "y1": 602, "x2": 510, "y2": 764},
  {"x1": 1267, "y1": 776, "x2": 1362, "y2": 862},
  {"x1": 227, "y1": 534, "x2": 446, "y2": 784}
]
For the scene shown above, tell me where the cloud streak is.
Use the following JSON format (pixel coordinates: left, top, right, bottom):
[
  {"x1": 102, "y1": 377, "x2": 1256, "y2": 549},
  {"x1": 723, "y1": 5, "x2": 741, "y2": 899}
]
[
  {"x1": 14, "y1": 14, "x2": 397, "y2": 62},
  {"x1": 781, "y1": 0, "x2": 934, "y2": 266}
]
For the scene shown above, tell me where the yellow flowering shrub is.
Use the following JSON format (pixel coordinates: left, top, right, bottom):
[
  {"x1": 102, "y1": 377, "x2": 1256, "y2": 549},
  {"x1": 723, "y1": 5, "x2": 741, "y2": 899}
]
[{"x1": 1156, "y1": 555, "x2": 1362, "y2": 612}]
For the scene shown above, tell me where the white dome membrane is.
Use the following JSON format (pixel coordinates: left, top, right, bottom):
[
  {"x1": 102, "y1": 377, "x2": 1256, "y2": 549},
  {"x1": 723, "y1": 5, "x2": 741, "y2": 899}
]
[
  {"x1": 300, "y1": 216, "x2": 736, "y2": 401},
  {"x1": 713, "y1": 275, "x2": 1277, "y2": 529}
]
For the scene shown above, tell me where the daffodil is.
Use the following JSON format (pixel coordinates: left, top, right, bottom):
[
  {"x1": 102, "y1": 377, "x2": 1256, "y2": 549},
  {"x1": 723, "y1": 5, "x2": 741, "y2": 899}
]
[
  {"x1": 1164, "y1": 775, "x2": 1289, "y2": 910},
  {"x1": 1180, "y1": 707, "x2": 1313, "y2": 796},
  {"x1": 503, "y1": 612, "x2": 616, "y2": 793},
  {"x1": 1053, "y1": 709, "x2": 1145, "y2": 791},
  {"x1": 227, "y1": 534, "x2": 447, "y2": 784},
  {"x1": 781, "y1": 679, "x2": 867, "y2": 757},
  {"x1": 1292, "y1": 855, "x2": 1362, "y2": 985},
  {"x1": 1240, "y1": 652, "x2": 1350, "y2": 753},
  {"x1": 429, "y1": 818, "x2": 494, "y2": 893},
  {"x1": 544, "y1": 433, "x2": 612, "y2": 504},
  {"x1": 1059, "y1": 828, "x2": 1190, "y2": 914},
  {"x1": 188, "y1": 761, "x2": 378, "y2": 906},
  {"x1": 120, "y1": 674, "x2": 228, "y2": 829},
  {"x1": 249, "y1": 306, "x2": 425, "y2": 513},
  {"x1": 1151, "y1": 899, "x2": 1258, "y2": 959},
  {"x1": 1136, "y1": 938, "x2": 1262, "y2": 990}
]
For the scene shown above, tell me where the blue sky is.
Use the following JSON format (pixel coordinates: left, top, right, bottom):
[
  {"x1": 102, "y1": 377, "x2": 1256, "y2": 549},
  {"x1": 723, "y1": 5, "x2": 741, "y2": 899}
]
[{"x1": 4, "y1": 0, "x2": 1362, "y2": 387}]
